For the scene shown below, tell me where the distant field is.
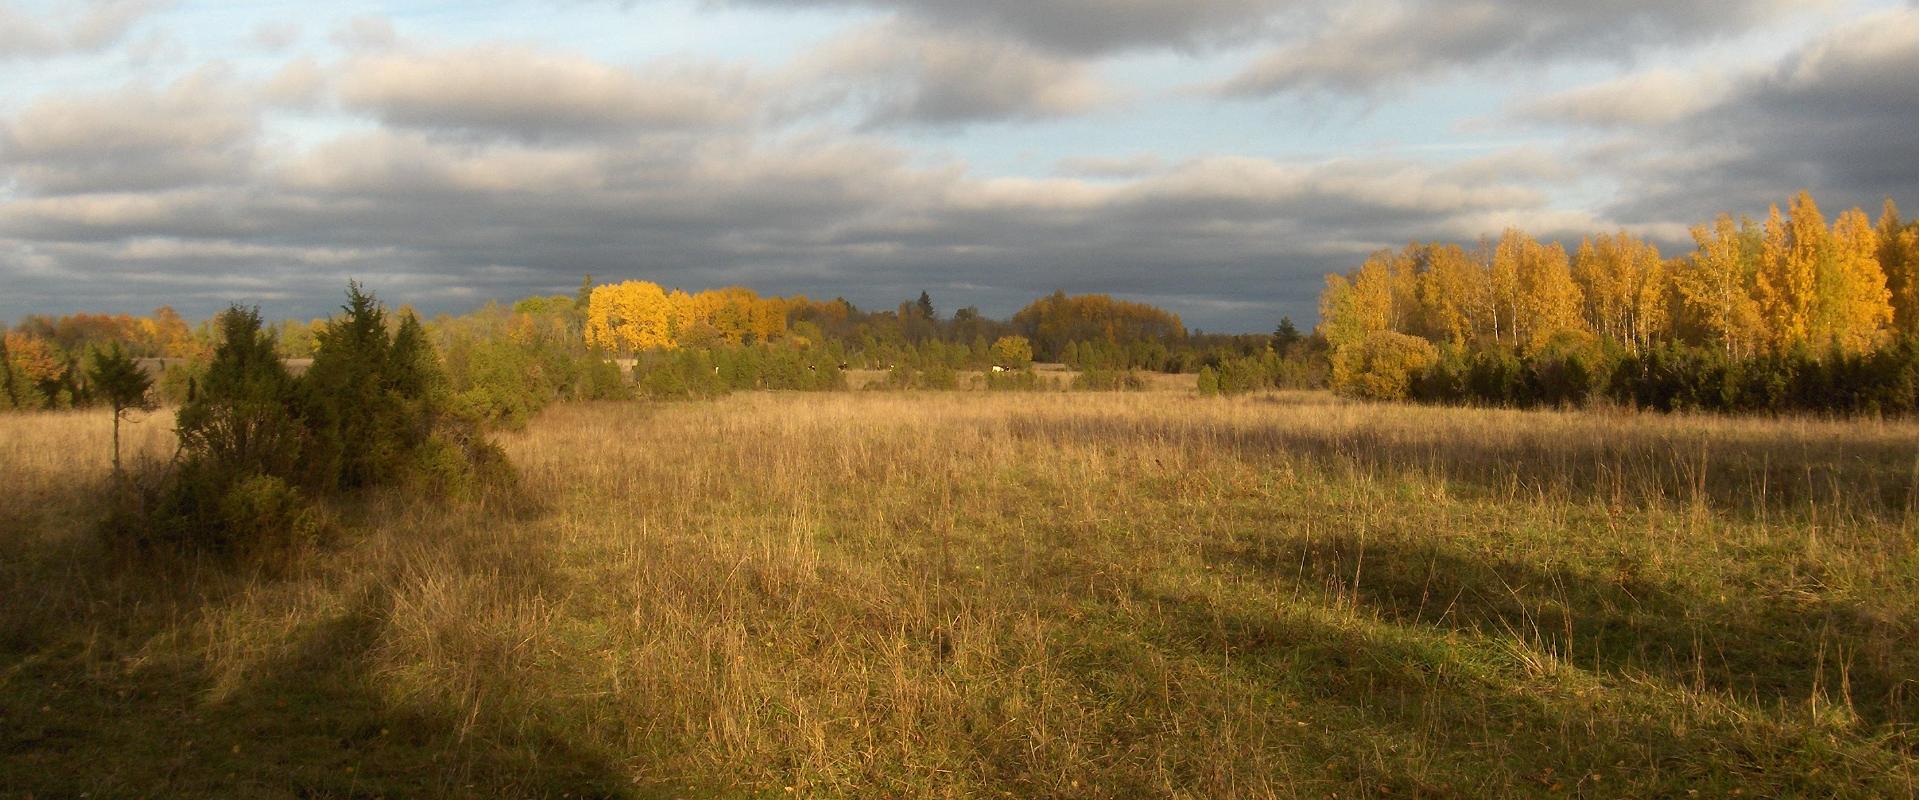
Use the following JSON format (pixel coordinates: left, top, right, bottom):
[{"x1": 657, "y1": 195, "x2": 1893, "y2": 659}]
[
  {"x1": 838, "y1": 365, "x2": 1196, "y2": 391},
  {"x1": 2, "y1": 392, "x2": 1914, "y2": 797}
]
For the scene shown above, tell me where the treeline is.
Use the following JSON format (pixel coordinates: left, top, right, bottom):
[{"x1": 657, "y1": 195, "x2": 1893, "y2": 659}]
[
  {"x1": 581, "y1": 281, "x2": 1323, "y2": 379},
  {"x1": 0, "y1": 307, "x2": 208, "y2": 409},
  {"x1": 1319, "y1": 192, "x2": 1918, "y2": 414},
  {"x1": 4, "y1": 278, "x2": 1321, "y2": 418}
]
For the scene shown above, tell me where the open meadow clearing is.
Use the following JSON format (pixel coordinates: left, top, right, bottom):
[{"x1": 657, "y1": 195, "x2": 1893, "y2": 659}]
[{"x1": 2, "y1": 390, "x2": 1915, "y2": 798}]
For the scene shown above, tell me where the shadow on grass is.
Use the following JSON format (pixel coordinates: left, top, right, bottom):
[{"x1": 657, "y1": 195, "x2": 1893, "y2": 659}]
[
  {"x1": 1209, "y1": 531, "x2": 1917, "y2": 731},
  {"x1": 1127, "y1": 580, "x2": 1915, "y2": 798},
  {"x1": 0, "y1": 501, "x2": 638, "y2": 799},
  {"x1": 1005, "y1": 413, "x2": 1917, "y2": 521}
]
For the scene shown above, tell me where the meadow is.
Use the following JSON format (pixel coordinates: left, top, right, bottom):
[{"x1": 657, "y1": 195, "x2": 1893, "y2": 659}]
[{"x1": 1, "y1": 388, "x2": 1914, "y2": 798}]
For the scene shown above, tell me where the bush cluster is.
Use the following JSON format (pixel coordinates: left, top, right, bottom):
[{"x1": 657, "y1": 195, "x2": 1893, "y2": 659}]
[
  {"x1": 983, "y1": 367, "x2": 1045, "y2": 392},
  {"x1": 437, "y1": 318, "x2": 630, "y2": 430},
  {"x1": 109, "y1": 286, "x2": 510, "y2": 555},
  {"x1": 1070, "y1": 369, "x2": 1146, "y2": 391},
  {"x1": 635, "y1": 346, "x2": 846, "y2": 399},
  {"x1": 1195, "y1": 347, "x2": 1329, "y2": 396}
]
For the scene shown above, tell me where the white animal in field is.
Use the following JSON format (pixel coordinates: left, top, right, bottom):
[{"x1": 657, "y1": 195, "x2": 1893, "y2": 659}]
[{"x1": 990, "y1": 365, "x2": 1006, "y2": 373}]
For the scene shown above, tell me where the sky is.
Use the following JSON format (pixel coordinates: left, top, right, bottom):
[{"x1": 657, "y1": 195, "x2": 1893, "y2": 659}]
[{"x1": 1, "y1": 0, "x2": 1914, "y2": 332}]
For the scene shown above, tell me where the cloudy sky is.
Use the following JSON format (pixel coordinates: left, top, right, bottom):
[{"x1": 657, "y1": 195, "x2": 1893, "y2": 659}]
[{"x1": 1, "y1": 0, "x2": 1914, "y2": 331}]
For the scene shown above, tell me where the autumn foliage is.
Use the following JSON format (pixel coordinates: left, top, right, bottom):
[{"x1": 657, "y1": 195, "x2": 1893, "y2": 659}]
[
  {"x1": 1011, "y1": 291, "x2": 1185, "y2": 361},
  {"x1": 585, "y1": 282, "x2": 790, "y2": 352},
  {"x1": 1319, "y1": 192, "x2": 1918, "y2": 410}
]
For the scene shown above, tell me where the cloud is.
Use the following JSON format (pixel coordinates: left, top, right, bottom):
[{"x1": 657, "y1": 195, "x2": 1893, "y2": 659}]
[
  {"x1": 0, "y1": 66, "x2": 256, "y2": 194},
  {"x1": 1220, "y1": 0, "x2": 1813, "y2": 96},
  {"x1": 1, "y1": 113, "x2": 1577, "y2": 327},
  {"x1": 729, "y1": 0, "x2": 1287, "y2": 55},
  {"x1": 1512, "y1": 69, "x2": 1736, "y2": 127},
  {"x1": 335, "y1": 46, "x2": 762, "y2": 140},
  {"x1": 1531, "y1": 8, "x2": 1919, "y2": 225},
  {"x1": 799, "y1": 21, "x2": 1115, "y2": 126},
  {"x1": 260, "y1": 57, "x2": 327, "y2": 108},
  {"x1": 330, "y1": 14, "x2": 397, "y2": 51},
  {"x1": 0, "y1": 0, "x2": 160, "y2": 60},
  {"x1": 0, "y1": 1, "x2": 1904, "y2": 331}
]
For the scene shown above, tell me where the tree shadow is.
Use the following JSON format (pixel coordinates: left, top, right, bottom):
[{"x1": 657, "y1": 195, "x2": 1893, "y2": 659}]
[
  {"x1": 1005, "y1": 413, "x2": 1916, "y2": 521},
  {"x1": 1130, "y1": 579, "x2": 1915, "y2": 798},
  {"x1": 1207, "y1": 531, "x2": 1916, "y2": 731},
  {"x1": 0, "y1": 511, "x2": 641, "y2": 799}
]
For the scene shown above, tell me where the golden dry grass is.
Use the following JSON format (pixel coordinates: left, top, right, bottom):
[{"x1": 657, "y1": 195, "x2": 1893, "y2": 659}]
[{"x1": 1, "y1": 391, "x2": 1914, "y2": 797}]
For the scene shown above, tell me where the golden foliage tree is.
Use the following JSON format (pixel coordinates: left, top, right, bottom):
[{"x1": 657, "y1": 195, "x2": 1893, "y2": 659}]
[
  {"x1": 1498, "y1": 230, "x2": 1583, "y2": 353},
  {"x1": 1573, "y1": 232, "x2": 1665, "y2": 352},
  {"x1": 1672, "y1": 215, "x2": 1763, "y2": 356},
  {"x1": 1755, "y1": 194, "x2": 1827, "y2": 350},
  {"x1": 989, "y1": 335, "x2": 1033, "y2": 368},
  {"x1": 1315, "y1": 190, "x2": 1901, "y2": 380},
  {"x1": 586, "y1": 280, "x2": 678, "y2": 352},
  {"x1": 1876, "y1": 199, "x2": 1918, "y2": 333},
  {"x1": 1010, "y1": 291, "x2": 1185, "y2": 359},
  {"x1": 1818, "y1": 208, "x2": 1892, "y2": 353},
  {"x1": 1415, "y1": 243, "x2": 1486, "y2": 347},
  {"x1": 1318, "y1": 271, "x2": 1385, "y2": 352},
  {"x1": 1486, "y1": 233, "x2": 1523, "y2": 347}
]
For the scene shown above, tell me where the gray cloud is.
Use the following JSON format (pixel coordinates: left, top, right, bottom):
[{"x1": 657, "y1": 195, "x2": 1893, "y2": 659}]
[
  {"x1": 0, "y1": 0, "x2": 160, "y2": 60},
  {"x1": 728, "y1": 0, "x2": 1289, "y2": 55},
  {"x1": 335, "y1": 46, "x2": 762, "y2": 140},
  {"x1": 1221, "y1": 0, "x2": 1813, "y2": 96},
  {"x1": 0, "y1": 66, "x2": 256, "y2": 194},
  {"x1": 798, "y1": 21, "x2": 1116, "y2": 126},
  {"x1": 1544, "y1": 8, "x2": 1920, "y2": 227},
  {"x1": 1, "y1": 116, "x2": 1576, "y2": 327}
]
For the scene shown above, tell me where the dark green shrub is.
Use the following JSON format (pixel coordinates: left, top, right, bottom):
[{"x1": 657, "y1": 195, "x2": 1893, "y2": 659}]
[
  {"x1": 300, "y1": 284, "x2": 404, "y2": 490},
  {"x1": 577, "y1": 357, "x2": 630, "y2": 400},
  {"x1": 1072, "y1": 369, "x2": 1145, "y2": 391},
  {"x1": 174, "y1": 306, "x2": 305, "y2": 481},
  {"x1": 1410, "y1": 348, "x2": 1470, "y2": 404},
  {"x1": 1467, "y1": 348, "x2": 1526, "y2": 406},
  {"x1": 1216, "y1": 355, "x2": 1270, "y2": 396},
  {"x1": 1196, "y1": 366, "x2": 1219, "y2": 396},
  {"x1": 919, "y1": 364, "x2": 959, "y2": 390},
  {"x1": 984, "y1": 368, "x2": 1042, "y2": 391}
]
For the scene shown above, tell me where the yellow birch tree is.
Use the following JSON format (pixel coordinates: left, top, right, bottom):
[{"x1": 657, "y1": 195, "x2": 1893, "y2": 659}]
[
  {"x1": 1817, "y1": 208, "x2": 1892, "y2": 353},
  {"x1": 1876, "y1": 199, "x2": 1918, "y2": 333},
  {"x1": 1673, "y1": 215, "x2": 1763, "y2": 356}
]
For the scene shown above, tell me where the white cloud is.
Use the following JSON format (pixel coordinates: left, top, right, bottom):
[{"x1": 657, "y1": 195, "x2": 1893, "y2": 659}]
[{"x1": 1513, "y1": 69, "x2": 1737, "y2": 127}]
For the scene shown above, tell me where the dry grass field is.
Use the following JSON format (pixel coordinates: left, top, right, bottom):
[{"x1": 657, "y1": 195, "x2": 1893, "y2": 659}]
[{"x1": 1, "y1": 391, "x2": 1915, "y2": 798}]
